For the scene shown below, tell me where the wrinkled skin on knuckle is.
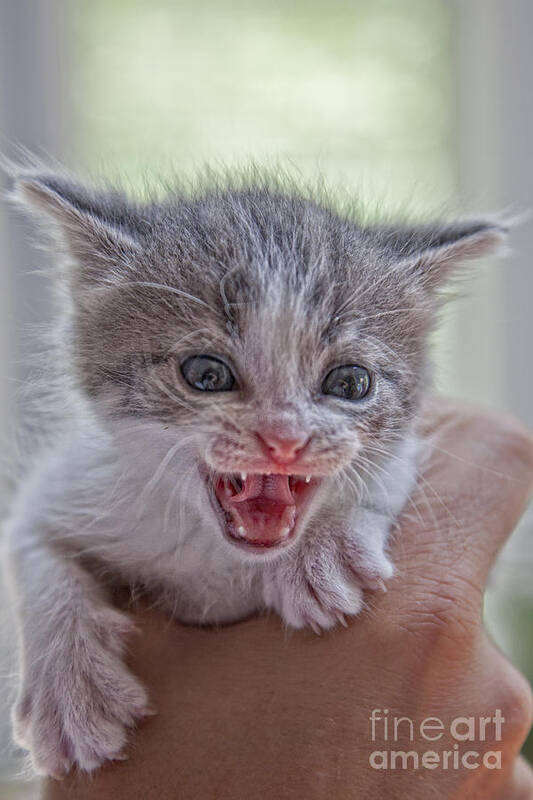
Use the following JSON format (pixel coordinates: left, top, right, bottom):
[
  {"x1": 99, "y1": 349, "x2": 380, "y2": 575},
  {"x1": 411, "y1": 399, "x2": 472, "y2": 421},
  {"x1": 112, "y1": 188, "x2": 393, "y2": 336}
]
[
  {"x1": 392, "y1": 572, "x2": 481, "y2": 650},
  {"x1": 491, "y1": 660, "x2": 533, "y2": 753},
  {"x1": 491, "y1": 416, "x2": 533, "y2": 477}
]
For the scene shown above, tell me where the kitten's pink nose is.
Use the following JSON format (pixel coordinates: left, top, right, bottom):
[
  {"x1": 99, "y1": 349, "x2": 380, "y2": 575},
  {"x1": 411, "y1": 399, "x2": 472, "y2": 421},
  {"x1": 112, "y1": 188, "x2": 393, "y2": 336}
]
[{"x1": 255, "y1": 430, "x2": 311, "y2": 465}]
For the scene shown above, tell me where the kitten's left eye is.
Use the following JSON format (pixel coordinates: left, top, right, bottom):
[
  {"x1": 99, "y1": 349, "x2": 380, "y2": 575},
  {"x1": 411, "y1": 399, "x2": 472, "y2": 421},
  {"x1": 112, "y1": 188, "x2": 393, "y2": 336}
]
[
  {"x1": 181, "y1": 355, "x2": 236, "y2": 392},
  {"x1": 321, "y1": 365, "x2": 371, "y2": 401}
]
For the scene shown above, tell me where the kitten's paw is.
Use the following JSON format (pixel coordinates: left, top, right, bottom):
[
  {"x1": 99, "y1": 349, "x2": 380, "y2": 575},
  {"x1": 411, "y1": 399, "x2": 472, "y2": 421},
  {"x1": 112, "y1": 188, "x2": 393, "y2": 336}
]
[
  {"x1": 13, "y1": 607, "x2": 153, "y2": 777},
  {"x1": 264, "y1": 520, "x2": 393, "y2": 632},
  {"x1": 334, "y1": 528, "x2": 394, "y2": 593}
]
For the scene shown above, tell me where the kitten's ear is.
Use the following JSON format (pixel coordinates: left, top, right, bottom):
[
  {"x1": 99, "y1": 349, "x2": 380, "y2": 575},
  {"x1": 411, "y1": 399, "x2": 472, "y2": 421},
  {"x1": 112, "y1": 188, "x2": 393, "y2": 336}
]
[
  {"x1": 377, "y1": 219, "x2": 508, "y2": 291},
  {"x1": 11, "y1": 172, "x2": 145, "y2": 287}
]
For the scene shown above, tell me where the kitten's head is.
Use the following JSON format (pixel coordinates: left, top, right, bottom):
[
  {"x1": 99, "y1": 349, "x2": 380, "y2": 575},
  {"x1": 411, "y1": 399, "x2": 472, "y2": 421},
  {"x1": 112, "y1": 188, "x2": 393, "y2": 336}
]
[{"x1": 12, "y1": 171, "x2": 506, "y2": 557}]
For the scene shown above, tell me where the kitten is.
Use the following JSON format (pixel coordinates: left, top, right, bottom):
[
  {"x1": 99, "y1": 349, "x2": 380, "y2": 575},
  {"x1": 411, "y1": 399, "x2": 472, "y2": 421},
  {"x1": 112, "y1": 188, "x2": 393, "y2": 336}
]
[{"x1": 2, "y1": 169, "x2": 505, "y2": 776}]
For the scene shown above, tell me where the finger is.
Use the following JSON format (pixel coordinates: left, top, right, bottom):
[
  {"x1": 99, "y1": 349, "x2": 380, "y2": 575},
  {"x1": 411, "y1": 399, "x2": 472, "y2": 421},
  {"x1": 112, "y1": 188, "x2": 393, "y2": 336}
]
[
  {"x1": 382, "y1": 398, "x2": 533, "y2": 622},
  {"x1": 503, "y1": 755, "x2": 533, "y2": 799}
]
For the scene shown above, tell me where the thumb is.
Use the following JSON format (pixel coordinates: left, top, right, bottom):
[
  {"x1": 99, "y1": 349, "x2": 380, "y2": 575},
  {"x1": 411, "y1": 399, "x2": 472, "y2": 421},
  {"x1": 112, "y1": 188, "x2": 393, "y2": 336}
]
[{"x1": 383, "y1": 397, "x2": 533, "y2": 626}]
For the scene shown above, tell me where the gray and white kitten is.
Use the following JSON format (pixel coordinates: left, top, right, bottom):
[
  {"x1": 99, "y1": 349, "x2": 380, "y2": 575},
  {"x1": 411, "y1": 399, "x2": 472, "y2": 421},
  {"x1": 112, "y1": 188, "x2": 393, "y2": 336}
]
[{"x1": 3, "y1": 170, "x2": 505, "y2": 777}]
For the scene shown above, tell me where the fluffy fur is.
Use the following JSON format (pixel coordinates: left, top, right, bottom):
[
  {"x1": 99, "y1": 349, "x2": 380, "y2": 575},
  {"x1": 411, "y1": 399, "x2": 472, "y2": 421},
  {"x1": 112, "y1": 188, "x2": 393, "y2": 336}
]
[{"x1": 2, "y1": 168, "x2": 506, "y2": 776}]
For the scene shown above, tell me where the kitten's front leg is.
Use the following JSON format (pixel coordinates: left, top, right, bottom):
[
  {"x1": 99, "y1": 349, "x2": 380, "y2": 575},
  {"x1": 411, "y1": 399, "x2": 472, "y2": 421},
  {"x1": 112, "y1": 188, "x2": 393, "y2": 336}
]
[
  {"x1": 4, "y1": 521, "x2": 152, "y2": 777},
  {"x1": 262, "y1": 508, "x2": 394, "y2": 632}
]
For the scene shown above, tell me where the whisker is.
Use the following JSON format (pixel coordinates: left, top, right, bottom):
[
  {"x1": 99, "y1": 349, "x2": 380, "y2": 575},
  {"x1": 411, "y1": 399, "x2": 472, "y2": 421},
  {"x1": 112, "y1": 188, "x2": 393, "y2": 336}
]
[
  {"x1": 116, "y1": 280, "x2": 211, "y2": 309},
  {"x1": 364, "y1": 439, "x2": 463, "y2": 528}
]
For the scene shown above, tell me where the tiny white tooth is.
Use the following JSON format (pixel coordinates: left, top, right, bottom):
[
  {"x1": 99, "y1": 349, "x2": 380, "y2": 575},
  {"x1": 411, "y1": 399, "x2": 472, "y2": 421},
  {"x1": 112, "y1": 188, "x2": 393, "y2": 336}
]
[
  {"x1": 237, "y1": 526, "x2": 246, "y2": 536},
  {"x1": 241, "y1": 472, "x2": 247, "y2": 481},
  {"x1": 281, "y1": 527, "x2": 290, "y2": 537},
  {"x1": 305, "y1": 475, "x2": 311, "y2": 483}
]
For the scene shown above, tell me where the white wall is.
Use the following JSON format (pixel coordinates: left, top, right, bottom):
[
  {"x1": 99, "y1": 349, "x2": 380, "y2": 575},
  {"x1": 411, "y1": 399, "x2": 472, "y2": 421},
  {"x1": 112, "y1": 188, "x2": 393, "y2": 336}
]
[{"x1": 452, "y1": 0, "x2": 533, "y2": 430}]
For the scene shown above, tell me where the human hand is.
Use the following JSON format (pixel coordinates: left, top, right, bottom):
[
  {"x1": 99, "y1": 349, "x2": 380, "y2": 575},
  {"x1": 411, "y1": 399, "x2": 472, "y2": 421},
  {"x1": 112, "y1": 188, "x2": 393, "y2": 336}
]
[{"x1": 43, "y1": 397, "x2": 533, "y2": 800}]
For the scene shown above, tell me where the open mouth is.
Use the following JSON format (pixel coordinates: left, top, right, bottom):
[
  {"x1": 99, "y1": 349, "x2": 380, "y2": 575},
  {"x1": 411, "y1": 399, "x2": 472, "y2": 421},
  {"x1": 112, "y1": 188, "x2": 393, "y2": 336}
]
[{"x1": 209, "y1": 471, "x2": 320, "y2": 552}]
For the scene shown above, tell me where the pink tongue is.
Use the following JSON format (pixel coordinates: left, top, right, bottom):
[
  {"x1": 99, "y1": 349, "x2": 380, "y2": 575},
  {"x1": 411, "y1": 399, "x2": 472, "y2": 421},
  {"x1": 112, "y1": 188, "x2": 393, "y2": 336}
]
[
  {"x1": 231, "y1": 474, "x2": 294, "y2": 505},
  {"x1": 218, "y1": 475, "x2": 296, "y2": 544}
]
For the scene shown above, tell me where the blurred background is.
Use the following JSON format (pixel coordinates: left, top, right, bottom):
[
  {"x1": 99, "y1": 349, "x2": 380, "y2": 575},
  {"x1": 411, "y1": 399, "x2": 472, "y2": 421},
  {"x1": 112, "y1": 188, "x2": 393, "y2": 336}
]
[{"x1": 0, "y1": 0, "x2": 531, "y2": 795}]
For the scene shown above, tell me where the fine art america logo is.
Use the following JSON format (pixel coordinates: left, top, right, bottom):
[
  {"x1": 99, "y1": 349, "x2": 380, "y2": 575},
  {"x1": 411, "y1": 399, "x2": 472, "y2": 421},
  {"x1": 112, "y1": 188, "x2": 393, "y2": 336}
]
[{"x1": 369, "y1": 709, "x2": 504, "y2": 771}]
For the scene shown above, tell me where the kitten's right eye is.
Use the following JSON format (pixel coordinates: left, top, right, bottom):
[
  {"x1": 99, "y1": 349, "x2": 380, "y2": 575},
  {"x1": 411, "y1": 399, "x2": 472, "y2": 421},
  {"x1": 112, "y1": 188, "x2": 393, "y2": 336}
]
[{"x1": 181, "y1": 355, "x2": 236, "y2": 392}]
